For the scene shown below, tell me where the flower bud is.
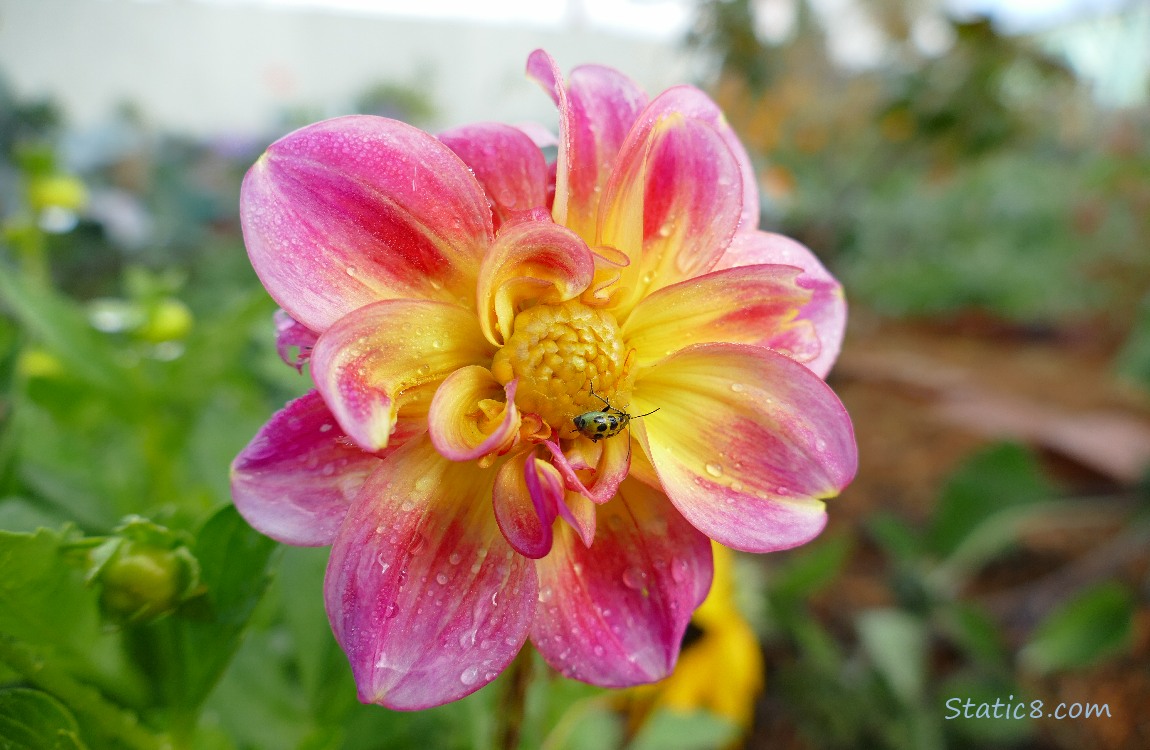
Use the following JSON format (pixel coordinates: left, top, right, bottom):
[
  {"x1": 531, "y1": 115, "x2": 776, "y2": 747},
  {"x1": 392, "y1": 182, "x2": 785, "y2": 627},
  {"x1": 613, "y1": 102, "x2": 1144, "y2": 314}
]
[{"x1": 87, "y1": 519, "x2": 200, "y2": 624}]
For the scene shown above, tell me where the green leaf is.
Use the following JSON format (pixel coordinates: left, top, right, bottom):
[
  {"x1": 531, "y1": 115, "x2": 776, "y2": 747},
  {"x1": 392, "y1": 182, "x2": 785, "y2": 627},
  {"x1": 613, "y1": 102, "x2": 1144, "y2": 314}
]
[
  {"x1": 770, "y1": 533, "x2": 851, "y2": 601},
  {"x1": 927, "y1": 442, "x2": 1053, "y2": 557},
  {"x1": 1021, "y1": 582, "x2": 1134, "y2": 674},
  {"x1": 867, "y1": 513, "x2": 923, "y2": 563},
  {"x1": 0, "y1": 687, "x2": 89, "y2": 750},
  {"x1": 0, "y1": 528, "x2": 102, "y2": 656},
  {"x1": 937, "y1": 602, "x2": 1008, "y2": 667},
  {"x1": 857, "y1": 609, "x2": 928, "y2": 704},
  {"x1": 629, "y1": 709, "x2": 739, "y2": 750}
]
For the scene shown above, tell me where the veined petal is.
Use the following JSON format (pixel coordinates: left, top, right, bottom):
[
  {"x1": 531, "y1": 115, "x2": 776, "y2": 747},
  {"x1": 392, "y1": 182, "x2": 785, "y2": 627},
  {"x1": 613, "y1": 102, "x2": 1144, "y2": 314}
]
[
  {"x1": 526, "y1": 49, "x2": 649, "y2": 242},
  {"x1": 717, "y1": 231, "x2": 846, "y2": 378},
  {"x1": 311, "y1": 300, "x2": 494, "y2": 452},
  {"x1": 438, "y1": 123, "x2": 548, "y2": 231},
  {"x1": 493, "y1": 450, "x2": 561, "y2": 558},
  {"x1": 324, "y1": 436, "x2": 537, "y2": 710},
  {"x1": 274, "y1": 309, "x2": 319, "y2": 373},
  {"x1": 632, "y1": 343, "x2": 857, "y2": 553},
  {"x1": 531, "y1": 477, "x2": 713, "y2": 686},
  {"x1": 543, "y1": 433, "x2": 629, "y2": 505},
  {"x1": 621, "y1": 264, "x2": 819, "y2": 369},
  {"x1": 429, "y1": 366, "x2": 521, "y2": 462},
  {"x1": 241, "y1": 115, "x2": 492, "y2": 332},
  {"x1": 598, "y1": 93, "x2": 744, "y2": 319},
  {"x1": 230, "y1": 391, "x2": 382, "y2": 546},
  {"x1": 475, "y1": 211, "x2": 596, "y2": 347},
  {"x1": 647, "y1": 87, "x2": 760, "y2": 233}
]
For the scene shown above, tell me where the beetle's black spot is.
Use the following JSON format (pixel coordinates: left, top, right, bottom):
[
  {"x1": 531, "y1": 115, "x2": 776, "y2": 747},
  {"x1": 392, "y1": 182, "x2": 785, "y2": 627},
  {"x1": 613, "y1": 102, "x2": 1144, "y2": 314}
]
[{"x1": 596, "y1": 423, "x2": 607, "y2": 432}]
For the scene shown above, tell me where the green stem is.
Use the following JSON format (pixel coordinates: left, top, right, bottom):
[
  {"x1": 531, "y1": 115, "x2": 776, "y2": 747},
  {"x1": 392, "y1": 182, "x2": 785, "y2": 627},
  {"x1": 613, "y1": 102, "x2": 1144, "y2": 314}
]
[
  {"x1": 0, "y1": 632, "x2": 170, "y2": 750},
  {"x1": 496, "y1": 647, "x2": 535, "y2": 750}
]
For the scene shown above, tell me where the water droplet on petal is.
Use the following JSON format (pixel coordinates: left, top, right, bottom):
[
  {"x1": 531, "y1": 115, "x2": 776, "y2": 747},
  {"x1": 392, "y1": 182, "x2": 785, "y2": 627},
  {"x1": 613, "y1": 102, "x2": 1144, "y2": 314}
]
[
  {"x1": 670, "y1": 557, "x2": 688, "y2": 584},
  {"x1": 436, "y1": 572, "x2": 449, "y2": 585},
  {"x1": 729, "y1": 382, "x2": 745, "y2": 393},
  {"x1": 705, "y1": 462, "x2": 723, "y2": 477},
  {"x1": 622, "y1": 567, "x2": 647, "y2": 590},
  {"x1": 400, "y1": 499, "x2": 416, "y2": 512},
  {"x1": 449, "y1": 552, "x2": 462, "y2": 565},
  {"x1": 345, "y1": 266, "x2": 357, "y2": 277},
  {"x1": 460, "y1": 666, "x2": 479, "y2": 685},
  {"x1": 538, "y1": 585, "x2": 553, "y2": 603}
]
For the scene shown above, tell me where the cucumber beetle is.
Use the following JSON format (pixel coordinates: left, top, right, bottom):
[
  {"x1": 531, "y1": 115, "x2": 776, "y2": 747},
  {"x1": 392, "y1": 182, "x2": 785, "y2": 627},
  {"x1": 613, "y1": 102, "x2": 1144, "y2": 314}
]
[{"x1": 572, "y1": 384, "x2": 659, "y2": 442}]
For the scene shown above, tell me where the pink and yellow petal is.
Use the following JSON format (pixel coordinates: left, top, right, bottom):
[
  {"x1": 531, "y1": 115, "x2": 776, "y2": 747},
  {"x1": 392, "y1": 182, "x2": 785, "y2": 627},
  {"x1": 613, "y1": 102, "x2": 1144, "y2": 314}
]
[
  {"x1": 438, "y1": 123, "x2": 548, "y2": 231},
  {"x1": 230, "y1": 390, "x2": 382, "y2": 547},
  {"x1": 632, "y1": 343, "x2": 857, "y2": 553},
  {"x1": 492, "y1": 450, "x2": 562, "y2": 558},
  {"x1": 647, "y1": 86, "x2": 760, "y2": 233},
  {"x1": 531, "y1": 477, "x2": 712, "y2": 686},
  {"x1": 717, "y1": 231, "x2": 846, "y2": 378},
  {"x1": 598, "y1": 94, "x2": 744, "y2": 317},
  {"x1": 621, "y1": 264, "x2": 819, "y2": 369},
  {"x1": 311, "y1": 300, "x2": 494, "y2": 452},
  {"x1": 429, "y1": 366, "x2": 520, "y2": 462},
  {"x1": 543, "y1": 432, "x2": 630, "y2": 505},
  {"x1": 526, "y1": 50, "x2": 649, "y2": 242},
  {"x1": 324, "y1": 437, "x2": 537, "y2": 710},
  {"x1": 241, "y1": 115, "x2": 493, "y2": 332},
  {"x1": 475, "y1": 211, "x2": 596, "y2": 347}
]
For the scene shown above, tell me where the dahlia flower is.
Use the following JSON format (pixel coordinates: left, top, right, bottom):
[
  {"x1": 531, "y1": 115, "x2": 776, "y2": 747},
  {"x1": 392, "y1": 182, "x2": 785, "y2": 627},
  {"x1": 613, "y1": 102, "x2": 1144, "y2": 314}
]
[{"x1": 232, "y1": 49, "x2": 856, "y2": 710}]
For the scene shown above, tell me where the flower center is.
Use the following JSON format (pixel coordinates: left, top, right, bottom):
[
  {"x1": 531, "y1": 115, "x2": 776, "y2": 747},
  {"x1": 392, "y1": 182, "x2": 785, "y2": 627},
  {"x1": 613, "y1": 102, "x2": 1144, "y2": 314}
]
[{"x1": 491, "y1": 299, "x2": 633, "y2": 431}]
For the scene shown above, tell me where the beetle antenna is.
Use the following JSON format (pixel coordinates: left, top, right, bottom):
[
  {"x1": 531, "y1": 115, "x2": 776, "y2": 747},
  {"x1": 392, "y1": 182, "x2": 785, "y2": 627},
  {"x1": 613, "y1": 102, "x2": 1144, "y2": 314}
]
[
  {"x1": 632, "y1": 408, "x2": 660, "y2": 419},
  {"x1": 588, "y1": 382, "x2": 612, "y2": 408}
]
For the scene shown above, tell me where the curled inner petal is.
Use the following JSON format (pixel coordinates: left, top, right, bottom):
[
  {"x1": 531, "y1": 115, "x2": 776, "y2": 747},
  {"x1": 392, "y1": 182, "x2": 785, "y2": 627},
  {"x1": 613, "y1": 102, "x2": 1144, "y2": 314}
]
[
  {"x1": 475, "y1": 211, "x2": 596, "y2": 347},
  {"x1": 311, "y1": 300, "x2": 494, "y2": 452},
  {"x1": 429, "y1": 366, "x2": 521, "y2": 463},
  {"x1": 493, "y1": 450, "x2": 562, "y2": 558}
]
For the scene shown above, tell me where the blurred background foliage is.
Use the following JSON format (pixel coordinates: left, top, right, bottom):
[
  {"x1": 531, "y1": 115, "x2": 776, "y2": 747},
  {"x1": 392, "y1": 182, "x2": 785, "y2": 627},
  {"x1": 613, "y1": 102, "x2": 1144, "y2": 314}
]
[{"x1": 0, "y1": 0, "x2": 1148, "y2": 748}]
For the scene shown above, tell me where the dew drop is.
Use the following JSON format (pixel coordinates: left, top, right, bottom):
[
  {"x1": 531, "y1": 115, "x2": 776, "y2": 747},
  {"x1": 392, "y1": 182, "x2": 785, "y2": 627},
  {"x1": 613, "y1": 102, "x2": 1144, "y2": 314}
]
[
  {"x1": 436, "y1": 572, "x2": 449, "y2": 585},
  {"x1": 622, "y1": 567, "x2": 647, "y2": 590},
  {"x1": 705, "y1": 462, "x2": 723, "y2": 477},
  {"x1": 593, "y1": 645, "x2": 604, "y2": 656},
  {"x1": 319, "y1": 423, "x2": 333, "y2": 432},
  {"x1": 670, "y1": 557, "x2": 688, "y2": 584},
  {"x1": 730, "y1": 480, "x2": 744, "y2": 492},
  {"x1": 449, "y1": 552, "x2": 462, "y2": 565},
  {"x1": 460, "y1": 666, "x2": 479, "y2": 685},
  {"x1": 538, "y1": 585, "x2": 553, "y2": 603},
  {"x1": 400, "y1": 499, "x2": 416, "y2": 512},
  {"x1": 815, "y1": 437, "x2": 828, "y2": 452},
  {"x1": 729, "y1": 382, "x2": 745, "y2": 392},
  {"x1": 385, "y1": 602, "x2": 399, "y2": 619},
  {"x1": 345, "y1": 266, "x2": 357, "y2": 277}
]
